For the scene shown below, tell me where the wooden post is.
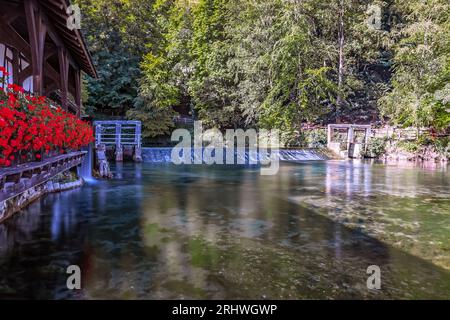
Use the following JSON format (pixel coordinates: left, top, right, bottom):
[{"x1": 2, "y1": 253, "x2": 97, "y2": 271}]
[
  {"x1": 115, "y1": 124, "x2": 123, "y2": 162},
  {"x1": 1, "y1": 44, "x2": 5, "y2": 70},
  {"x1": 11, "y1": 47, "x2": 20, "y2": 84},
  {"x1": 74, "y1": 69, "x2": 82, "y2": 117},
  {"x1": 24, "y1": 0, "x2": 46, "y2": 95},
  {"x1": 134, "y1": 122, "x2": 142, "y2": 162},
  {"x1": 365, "y1": 127, "x2": 372, "y2": 152},
  {"x1": 115, "y1": 123, "x2": 121, "y2": 148},
  {"x1": 135, "y1": 122, "x2": 141, "y2": 148},
  {"x1": 327, "y1": 125, "x2": 333, "y2": 149},
  {"x1": 95, "y1": 124, "x2": 102, "y2": 147},
  {"x1": 57, "y1": 47, "x2": 69, "y2": 111},
  {"x1": 347, "y1": 126, "x2": 354, "y2": 158}
]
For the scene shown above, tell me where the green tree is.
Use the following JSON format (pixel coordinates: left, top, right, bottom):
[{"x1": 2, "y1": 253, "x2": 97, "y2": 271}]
[
  {"x1": 76, "y1": 0, "x2": 156, "y2": 117},
  {"x1": 188, "y1": 0, "x2": 239, "y2": 128},
  {"x1": 379, "y1": 0, "x2": 450, "y2": 130},
  {"x1": 79, "y1": 0, "x2": 449, "y2": 143},
  {"x1": 128, "y1": 0, "x2": 195, "y2": 137}
]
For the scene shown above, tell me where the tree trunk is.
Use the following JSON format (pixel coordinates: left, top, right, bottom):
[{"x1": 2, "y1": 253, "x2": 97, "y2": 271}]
[{"x1": 336, "y1": 0, "x2": 345, "y2": 123}]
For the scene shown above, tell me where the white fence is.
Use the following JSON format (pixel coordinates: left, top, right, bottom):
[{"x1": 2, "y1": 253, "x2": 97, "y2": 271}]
[{"x1": 94, "y1": 121, "x2": 142, "y2": 147}]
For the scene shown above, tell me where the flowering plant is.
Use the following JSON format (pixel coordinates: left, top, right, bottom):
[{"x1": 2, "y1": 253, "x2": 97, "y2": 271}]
[{"x1": 0, "y1": 66, "x2": 94, "y2": 167}]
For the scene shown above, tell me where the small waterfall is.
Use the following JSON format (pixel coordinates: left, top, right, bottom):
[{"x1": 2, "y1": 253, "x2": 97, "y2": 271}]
[
  {"x1": 278, "y1": 149, "x2": 326, "y2": 161},
  {"x1": 142, "y1": 147, "x2": 173, "y2": 163},
  {"x1": 142, "y1": 148, "x2": 327, "y2": 164},
  {"x1": 79, "y1": 143, "x2": 94, "y2": 181}
]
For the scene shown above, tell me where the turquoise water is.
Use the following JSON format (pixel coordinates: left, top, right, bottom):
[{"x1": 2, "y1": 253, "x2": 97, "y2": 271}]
[{"x1": 0, "y1": 161, "x2": 449, "y2": 299}]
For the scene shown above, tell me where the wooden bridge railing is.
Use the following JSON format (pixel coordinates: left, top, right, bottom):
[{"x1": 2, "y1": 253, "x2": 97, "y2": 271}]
[
  {"x1": 94, "y1": 120, "x2": 142, "y2": 147},
  {"x1": 0, "y1": 151, "x2": 86, "y2": 202},
  {"x1": 94, "y1": 120, "x2": 142, "y2": 162}
]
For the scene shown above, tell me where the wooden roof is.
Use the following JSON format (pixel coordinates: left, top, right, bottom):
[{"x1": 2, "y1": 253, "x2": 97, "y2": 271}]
[{"x1": 40, "y1": 0, "x2": 97, "y2": 78}]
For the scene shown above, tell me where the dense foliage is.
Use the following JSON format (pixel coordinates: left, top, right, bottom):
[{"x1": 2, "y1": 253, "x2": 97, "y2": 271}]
[
  {"x1": 76, "y1": 0, "x2": 157, "y2": 117},
  {"x1": 379, "y1": 0, "x2": 450, "y2": 130},
  {"x1": 362, "y1": 137, "x2": 388, "y2": 158},
  {"x1": 0, "y1": 68, "x2": 94, "y2": 166},
  {"x1": 78, "y1": 0, "x2": 449, "y2": 139}
]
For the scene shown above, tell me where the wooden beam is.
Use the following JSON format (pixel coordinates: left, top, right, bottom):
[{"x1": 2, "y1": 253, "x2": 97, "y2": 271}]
[
  {"x1": 40, "y1": 1, "x2": 69, "y2": 21},
  {"x1": 0, "y1": 2, "x2": 24, "y2": 24},
  {"x1": 44, "y1": 81, "x2": 59, "y2": 96},
  {"x1": 49, "y1": 21, "x2": 84, "y2": 48},
  {"x1": 0, "y1": 17, "x2": 60, "y2": 86},
  {"x1": 74, "y1": 68, "x2": 82, "y2": 117},
  {"x1": 1, "y1": 0, "x2": 96, "y2": 78},
  {"x1": 54, "y1": 0, "x2": 97, "y2": 78},
  {"x1": 37, "y1": 2, "x2": 79, "y2": 69},
  {"x1": 57, "y1": 46, "x2": 69, "y2": 110},
  {"x1": 44, "y1": 45, "x2": 57, "y2": 61},
  {"x1": 24, "y1": 0, "x2": 47, "y2": 95},
  {"x1": 46, "y1": 0, "x2": 65, "y2": 11},
  {"x1": 11, "y1": 47, "x2": 20, "y2": 84},
  {"x1": 18, "y1": 66, "x2": 32, "y2": 84}
]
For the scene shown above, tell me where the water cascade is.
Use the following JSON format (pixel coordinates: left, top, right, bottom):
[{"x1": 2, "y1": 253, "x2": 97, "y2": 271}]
[
  {"x1": 142, "y1": 148, "x2": 327, "y2": 164},
  {"x1": 79, "y1": 143, "x2": 94, "y2": 181}
]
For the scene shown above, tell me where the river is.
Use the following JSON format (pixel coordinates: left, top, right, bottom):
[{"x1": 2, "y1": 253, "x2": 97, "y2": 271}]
[{"x1": 0, "y1": 161, "x2": 449, "y2": 299}]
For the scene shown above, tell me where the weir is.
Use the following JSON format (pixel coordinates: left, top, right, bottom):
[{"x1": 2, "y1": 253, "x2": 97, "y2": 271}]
[
  {"x1": 142, "y1": 148, "x2": 327, "y2": 164},
  {"x1": 79, "y1": 143, "x2": 94, "y2": 181},
  {"x1": 94, "y1": 121, "x2": 142, "y2": 162},
  {"x1": 327, "y1": 124, "x2": 372, "y2": 159}
]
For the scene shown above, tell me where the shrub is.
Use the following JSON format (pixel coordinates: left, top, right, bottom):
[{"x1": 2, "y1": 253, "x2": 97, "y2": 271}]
[
  {"x1": 397, "y1": 140, "x2": 421, "y2": 153},
  {"x1": 304, "y1": 129, "x2": 327, "y2": 148},
  {"x1": 294, "y1": 129, "x2": 327, "y2": 148},
  {"x1": 417, "y1": 133, "x2": 434, "y2": 146},
  {"x1": 434, "y1": 137, "x2": 449, "y2": 158},
  {"x1": 362, "y1": 137, "x2": 387, "y2": 158}
]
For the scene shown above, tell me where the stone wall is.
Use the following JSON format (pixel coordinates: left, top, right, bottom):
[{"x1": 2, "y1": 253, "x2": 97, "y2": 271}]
[{"x1": 0, "y1": 175, "x2": 83, "y2": 224}]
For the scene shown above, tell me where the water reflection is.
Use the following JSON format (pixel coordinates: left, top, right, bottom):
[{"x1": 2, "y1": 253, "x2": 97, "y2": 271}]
[
  {"x1": 51, "y1": 191, "x2": 78, "y2": 241},
  {"x1": 0, "y1": 162, "x2": 449, "y2": 299}
]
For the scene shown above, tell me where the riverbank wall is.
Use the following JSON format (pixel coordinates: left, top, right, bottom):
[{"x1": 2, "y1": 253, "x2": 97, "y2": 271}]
[{"x1": 0, "y1": 172, "x2": 83, "y2": 224}]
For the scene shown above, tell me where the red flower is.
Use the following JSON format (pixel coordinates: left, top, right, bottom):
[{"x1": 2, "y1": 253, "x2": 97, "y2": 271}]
[
  {"x1": 8, "y1": 83, "x2": 25, "y2": 94},
  {"x1": 0, "y1": 67, "x2": 9, "y2": 76},
  {"x1": 0, "y1": 74, "x2": 94, "y2": 167}
]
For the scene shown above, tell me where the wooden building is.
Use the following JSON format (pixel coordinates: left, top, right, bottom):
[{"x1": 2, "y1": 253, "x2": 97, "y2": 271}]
[{"x1": 0, "y1": 0, "x2": 97, "y2": 117}]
